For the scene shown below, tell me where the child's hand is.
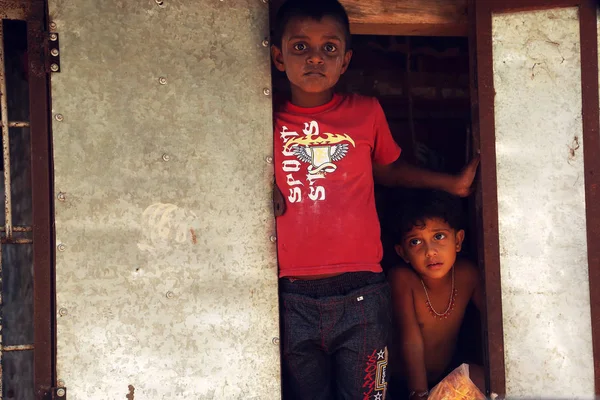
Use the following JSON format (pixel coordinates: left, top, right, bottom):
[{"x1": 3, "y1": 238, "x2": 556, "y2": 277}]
[{"x1": 451, "y1": 155, "x2": 480, "y2": 197}]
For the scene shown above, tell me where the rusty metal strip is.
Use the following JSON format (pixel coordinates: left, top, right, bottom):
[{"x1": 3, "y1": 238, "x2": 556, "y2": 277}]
[
  {"x1": 473, "y1": 0, "x2": 506, "y2": 396},
  {"x1": 27, "y1": 9, "x2": 57, "y2": 397},
  {"x1": 0, "y1": 20, "x2": 13, "y2": 241},
  {"x1": 579, "y1": 0, "x2": 600, "y2": 393},
  {"x1": 1, "y1": 238, "x2": 32, "y2": 244},
  {"x1": 7, "y1": 121, "x2": 29, "y2": 128},
  {"x1": 3, "y1": 344, "x2": 34, "y2": 352},
  {"x1": 0, "y1": 0, "x2": 30, "y2": 21},
  {"x1": 0, "y1": 226, "x2": 33, "y2": 232}
]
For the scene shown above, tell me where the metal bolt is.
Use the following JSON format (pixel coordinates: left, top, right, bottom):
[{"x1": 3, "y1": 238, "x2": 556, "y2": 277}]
[
  {"x1": 57, "y1": 379, "x2": 65, "y2": 387},
  {"x1": 57, "y1": 192, "x2": 66, "y2": 202},
  {"x1": 51, "y1": 48, "x2": 60, "y2": 56},
  {"x1": 272, "y1": 337, "x2": 280, "y2": 345},
  {"x1": 265, "y1": 156, "x2": 273, "y2": 164},
  {"x1": 54, "y1": 113, "x2": 64, "y2": 122},
  {"x1": 49, "y1": 22, "x2": 57, "y2": 30},
  {"x1": 263, "y1": 88, "x2": 271, "y2": 96},
  {"x1": 50, "y1": 63, "x2": 60, "y2": 72},
  {"x1": 49, "y1": 33, "x2": 58, "y2": 41},
  {"x1": 166, "y1": 291, "x2": 174, "y2": 299},
  {"x1": 162, "y1": 153, "x2": 170, "y2": 162},
  {"x1": 158, "y1": 76, "x2": 167, "y2": 85},
  {"x1": 58, "y1": 308, "x2": 68, "y2": 316},
  {"x1": 57, "y1": 243, "x2": 66, "y2": 252},
  {"x1": 56, "y1": 388, "x2": 66, "y2": 397},
  {"x1": 269, "y1": 235, "x2": 277, "y2": 243},
  {"x1": 262, "y1": 39, "x2": 269, "y2": 47},
  {"x1": 155, "y1": 0, "x2": 166, "y2": 7}
]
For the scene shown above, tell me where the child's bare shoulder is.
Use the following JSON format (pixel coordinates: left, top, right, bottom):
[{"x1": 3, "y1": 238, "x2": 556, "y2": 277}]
[
  {"x1": 388, "y1": 265, "x2": 421, "y2": 289},
  {"x1": 455, "y1": 258, "x2": 480, "y2": 287}
]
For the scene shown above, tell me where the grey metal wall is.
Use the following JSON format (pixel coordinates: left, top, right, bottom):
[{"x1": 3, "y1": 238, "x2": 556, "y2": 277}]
[{"x1": 47, "y1": 1, "x2": 280, "y2": 398}]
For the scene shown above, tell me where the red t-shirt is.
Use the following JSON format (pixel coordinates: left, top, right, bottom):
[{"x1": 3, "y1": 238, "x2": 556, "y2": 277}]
[{"x1": 274, "y1": 93, "x2": 401, "y2": 277}]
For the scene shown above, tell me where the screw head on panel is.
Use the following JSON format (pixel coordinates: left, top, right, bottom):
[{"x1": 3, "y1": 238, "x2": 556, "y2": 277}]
[
  {"x1": 49, "y1": 22, "x2": 57, "y2": 30},
  {"x1": 272, "y1": 337, "x2": 280, "y2": 345},
  {"x1": 162, "y1": 153, "x2": 170, "y2": 162},
  {"x1": 57, "y1": 192, "x2": 66, "y2": 202},
  {"x1": 166, "y1": 291, "x2": 175, "y2": 299},
  {"x1": 49, "y1": 33, "x2": 58, "y2": 41},
  {"x1": 263, "y1": 88, "x2": 271, "y2": 96},
  {"x1": 51, "y1": 48, "x2": 60, "y2": 56},
  {"x1": 50, "y1": 63, "x2": 60, "y2": 72},
  {"x1": 265, "y1": 156, "x2": 273, "y2": 164},
  {"x1": 57, "y1": 379, "x2": 65, "y2": 387},
  {"x1": 56, "y1": 388, "x2": 66, "y2": 397},
  {"x1": 262, "y1": 39, "x2": 269, "y2": 47},
  {"x1": 58, "y1": 308, "x2": 68, "y2": 316},
  {"x1": 57, "y1": 243, "x2": 66, "y2": 252},
  {"x1": 269, "y1": 235, "x2": 277, "y2": 243},
  {"x1": 158, "y1": 76, "x2": 167, "y2": 85}
]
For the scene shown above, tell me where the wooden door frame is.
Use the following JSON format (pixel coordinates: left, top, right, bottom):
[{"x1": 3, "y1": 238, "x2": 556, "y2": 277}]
[
  {"x1": 475, "y1": 0, "x2": 600, "y2": 395},
  {"x1": 1, "y1": 1, "x2": 56, "y2": 399}
]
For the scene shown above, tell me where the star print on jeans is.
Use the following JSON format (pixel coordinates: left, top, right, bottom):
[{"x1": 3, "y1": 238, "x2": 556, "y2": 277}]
[{"x1": 377, "y1": 350, "x2": 385, "y2": 360}]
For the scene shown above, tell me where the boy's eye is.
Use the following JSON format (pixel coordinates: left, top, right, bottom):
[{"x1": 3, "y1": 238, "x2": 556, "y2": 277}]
[
  {"x1": 409, "y1": 239, "x2": 422, "y2": 246},
  {"x1": 324, "y1": 43, "x2": 337, "y2": 52},
  {"x1": 293, "y1": 43, "x2": 307, "y2": 51},
  {"x1": 434, "y1": 233, "x2": 447, "y2": 240}
]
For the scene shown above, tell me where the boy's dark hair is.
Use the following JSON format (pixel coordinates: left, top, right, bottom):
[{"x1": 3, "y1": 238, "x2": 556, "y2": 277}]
[
  {"x1": 272, "y1": 0, "x2": 352, "y2": 50},
  {"x1": 393, "y1": 190, "x2": 463, "y2": 243}
]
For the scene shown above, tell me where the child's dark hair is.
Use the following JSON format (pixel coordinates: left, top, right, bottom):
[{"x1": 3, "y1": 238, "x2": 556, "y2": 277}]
[
  {"x1": 272, "y1": 0, "x2": 352, "y2": 50},
  {"x1": 393, "y1": 190, "x2": 463, "y2": 243}
]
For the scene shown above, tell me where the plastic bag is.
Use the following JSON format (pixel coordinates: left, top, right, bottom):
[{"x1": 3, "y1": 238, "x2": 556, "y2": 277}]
[{"x1": 428, "y1": 364, "x2": 486, "y2": 400}]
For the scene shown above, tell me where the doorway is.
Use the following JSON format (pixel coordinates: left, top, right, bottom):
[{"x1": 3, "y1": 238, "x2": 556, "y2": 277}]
[{"x1": 269, "y1": 2, "x2": 500, "y2": 397}]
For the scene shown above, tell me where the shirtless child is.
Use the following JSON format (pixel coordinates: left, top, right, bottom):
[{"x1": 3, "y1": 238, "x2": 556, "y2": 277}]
[{"x1": 388, "y1": 190, "x2": 485, "y2": 399}]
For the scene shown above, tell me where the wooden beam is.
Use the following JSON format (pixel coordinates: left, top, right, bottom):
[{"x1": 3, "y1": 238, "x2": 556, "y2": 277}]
[{"x1": 270, "y1": 0, "x2": 469, "y2": 37}]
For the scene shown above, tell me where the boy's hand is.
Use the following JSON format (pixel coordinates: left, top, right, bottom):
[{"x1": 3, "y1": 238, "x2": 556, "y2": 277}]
[{"x1": 450, "y1": 155, "x2": 480, "y2": 197}]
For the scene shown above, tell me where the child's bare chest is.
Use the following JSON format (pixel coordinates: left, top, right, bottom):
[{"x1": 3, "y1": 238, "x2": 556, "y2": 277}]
[{"x1": 413, "y1": 286, "x2": 469, "y2": 342}]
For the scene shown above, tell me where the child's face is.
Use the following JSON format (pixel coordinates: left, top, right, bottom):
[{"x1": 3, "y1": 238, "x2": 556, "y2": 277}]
[
  {"x1": 395, "y1": 218, "x2": 465, "y2": 280},
  {"x1": 271, "y1": 16, "x2": 352, "y2": 101}
]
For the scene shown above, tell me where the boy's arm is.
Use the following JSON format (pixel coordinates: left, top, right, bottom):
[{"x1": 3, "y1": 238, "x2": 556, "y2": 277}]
[
  {"x1": 372, "y1": 156, "x2": 480, "y2": 198},
  {"x1": 389, "y1": 268, "x2": 429, "y2": 397}
]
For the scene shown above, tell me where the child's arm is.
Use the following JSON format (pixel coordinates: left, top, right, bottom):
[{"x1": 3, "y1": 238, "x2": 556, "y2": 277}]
[
  {"x1": 389, "y1": 268, "x2": 430, "y2": 397},
  {"x1": 373, "y1": 156, "x2": 480, "y2": 198}
]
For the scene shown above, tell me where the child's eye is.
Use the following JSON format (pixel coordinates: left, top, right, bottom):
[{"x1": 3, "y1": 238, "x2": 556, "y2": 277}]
[
  {"x1": 434, "y1": 233, "x2": 446, "y2": 240},
  {"x1": 409, "y1": 239, "x2": 422, "y2": 246},
  {"x1": 293, "y1": 43, "x2": 307, "y2": 51},
  {"x1": 324, "y1": 43, "x2": 337, "y2": 52}
]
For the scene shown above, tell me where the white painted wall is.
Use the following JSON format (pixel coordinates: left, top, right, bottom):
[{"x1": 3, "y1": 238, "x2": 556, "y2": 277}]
[{"x1": 493, "y1": 7, "x2": 594, "y2": 398}]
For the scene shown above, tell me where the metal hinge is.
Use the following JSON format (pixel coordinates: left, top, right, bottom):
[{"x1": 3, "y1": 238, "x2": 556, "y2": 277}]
[
  {"x1": 51, "y1": 386, "x2": 67, "y2": 399},
  {"x1": 46, "y1": 31, "x2": 61, "y2": 73}
]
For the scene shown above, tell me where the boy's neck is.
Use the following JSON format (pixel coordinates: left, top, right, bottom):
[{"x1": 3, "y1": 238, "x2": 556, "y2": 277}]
[
  {"x1": 421, "y1": 269, "x2": 453, "y2": 291},
  {"x1": 290, "y1": 87, "x2": 334, "y2": 108}
]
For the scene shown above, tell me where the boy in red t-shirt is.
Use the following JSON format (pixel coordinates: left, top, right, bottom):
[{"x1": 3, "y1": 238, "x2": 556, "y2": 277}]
[{"x1": 271, "y1": 1, "x2": 479, "y2": 398}]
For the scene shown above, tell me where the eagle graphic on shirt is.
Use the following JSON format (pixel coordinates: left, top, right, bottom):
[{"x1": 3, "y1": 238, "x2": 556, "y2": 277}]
[{"x1": 284, "y1": 131, "x2": 356, "y2": 175}]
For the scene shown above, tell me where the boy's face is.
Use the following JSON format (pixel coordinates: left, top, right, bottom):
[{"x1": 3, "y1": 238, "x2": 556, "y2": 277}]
[
  {"x1": 271, "y1": 16, "x2": 352, "y2": 103},
  {"x1": 395, "y1": 218, "x2": 465, "y2": 280}
]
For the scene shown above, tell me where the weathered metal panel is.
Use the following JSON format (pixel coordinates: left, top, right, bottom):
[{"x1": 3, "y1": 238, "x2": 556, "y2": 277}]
[
  {"x1": 48, "y1": 1, "x2": 279, "y2": 399},
  {"x1": 492, "y1": 7, "x2": 594, "y2": 397}
]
